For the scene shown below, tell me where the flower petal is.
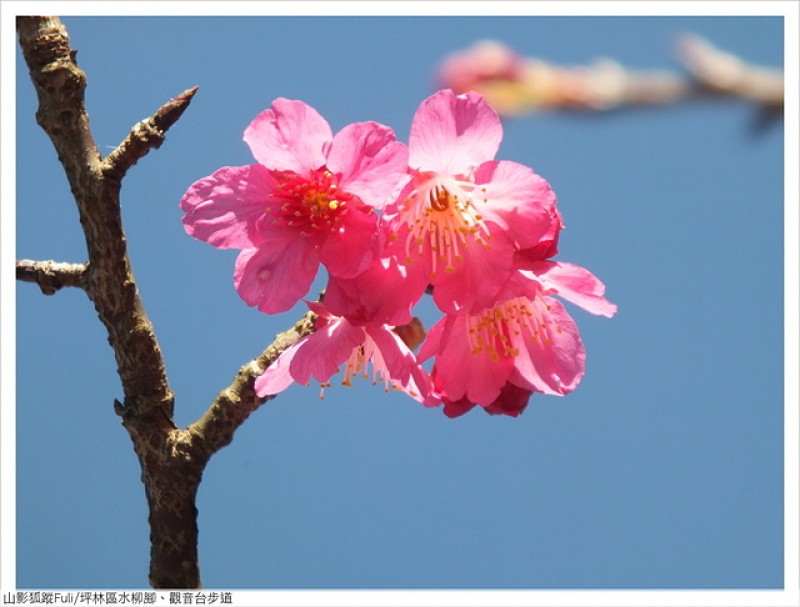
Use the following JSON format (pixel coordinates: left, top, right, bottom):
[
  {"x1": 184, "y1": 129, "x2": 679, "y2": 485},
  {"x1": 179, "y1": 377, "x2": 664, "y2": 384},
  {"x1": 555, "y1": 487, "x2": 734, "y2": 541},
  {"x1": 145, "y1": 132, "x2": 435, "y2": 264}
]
[
  {"x1": 409, "y1": 90, "x2": 502, "y2": 175},
  {"x1": 319, "y1": 205, "x2": 377, "y2": 278},
  {"x1": 430, "y1": 314, "x2": 514, "y2": 405},
  {"x1": 430, "y1": 222, "x2": 515, "y2": 314},
  {"x1": 474, "y1": 160, "x2": 558, "y2": 250},
  {"x1": 417, "y1": 313, "x2": 447, "y2": 364},
  {"x1": 366, "y1": 325, "x2": 436, "y2": 406},
  {"x1": 289, "y1": 317, "x2": 364, "y2": 385},
  {"x1": 442, "y1": 399, "x2": 479, "y2": 418},
  {"x1": 243, "y1": 98, "x2": 332, "y2": 175},
  {"x1": 324, "y1": 253, "x2": 425, "y2": 326},
  {"x1": 233, "y1": 236, "x2": 320, "y2": 314},
  {"x1": 180, "y1": 164, "x2": 274, "y2": 249},
  {"x1": 483, "y1": 382, "x2": 533, "y2": 417},
  {"x1": 514, "y1": 296, "x2": 586, "y2": 395},
  {"x1": 523, "y1": 260, "x2": 618, "y2": 318},
  {"x1": 517, "y1": 206, "x2": 563, "y2": 261},
  {"x1": 254, "y1": 340, "x2": 303, "y2": 397},
  {"x1": 326, "y1": 121, "x2": 410, "y2": 209}
]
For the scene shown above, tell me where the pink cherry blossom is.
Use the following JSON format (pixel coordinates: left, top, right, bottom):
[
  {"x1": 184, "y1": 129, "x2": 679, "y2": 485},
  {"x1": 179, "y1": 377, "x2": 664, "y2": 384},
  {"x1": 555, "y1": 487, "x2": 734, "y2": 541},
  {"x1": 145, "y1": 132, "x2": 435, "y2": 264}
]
[
  {"x1": 181, "y1": 99, "x2": 409, "y2": 314},
  {"x1": 383, "y1": 89, "x2": 560, "y2": 314},
  {"x1": 254, "y1": 302, "x2": 436, "y2": 406},
  {"x1": 419, "y1": 267, "x2": 615, "y2": 416}
]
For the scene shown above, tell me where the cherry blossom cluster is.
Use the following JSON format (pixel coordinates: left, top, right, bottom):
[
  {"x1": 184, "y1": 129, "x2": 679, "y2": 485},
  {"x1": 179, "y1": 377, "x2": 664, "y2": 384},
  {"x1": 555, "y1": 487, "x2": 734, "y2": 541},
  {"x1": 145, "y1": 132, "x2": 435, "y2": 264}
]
[{"x1": 180, "y1": 90, "x2": 615, "y2": 418}]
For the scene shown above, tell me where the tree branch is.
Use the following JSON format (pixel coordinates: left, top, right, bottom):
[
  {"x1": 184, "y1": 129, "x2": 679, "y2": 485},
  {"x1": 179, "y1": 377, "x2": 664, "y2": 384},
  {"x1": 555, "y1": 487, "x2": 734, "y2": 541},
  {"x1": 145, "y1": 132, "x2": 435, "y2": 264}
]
[
  {"x1": 16, "y1": 259, "x2": 88, "y2": 295},
  {"x1": 677, "y1": 33, "x2": 783, "y2": 110},
  {"x1": 437, "y1": 34, "x2": 783, "y2": 117},
  {"x1": 187, "y1": 310, "x2": 317, "y2": 462},
  {"x1": 17, "y1": 15, "x2": 193, "y2": 588},
  {"x1": 103, "y1": 86, "x2": 200, "y2": 183},
  {"x1": 17, "y1": 15, "x2": 175, "y2": 416},
  {"x1": 17, "y1": 15, "x2": 317, "y2": 589}
]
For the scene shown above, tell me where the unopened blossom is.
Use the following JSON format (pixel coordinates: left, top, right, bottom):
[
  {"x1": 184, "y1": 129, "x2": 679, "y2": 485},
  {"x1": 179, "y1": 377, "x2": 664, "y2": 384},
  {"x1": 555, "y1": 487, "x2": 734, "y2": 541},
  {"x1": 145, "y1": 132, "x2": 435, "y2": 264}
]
[
  {"x1": 383, "y1": 89, "x2": 560, "y2": 314},
  {"x1": 420, "y1": 267, "x2": 615, "y2": 416},
  {"x1": 181, "y1": 98, "x2": 409, "y2": 314},
  {"x1": 255, "y1": 302, "x2": 436, "y2": 406}
]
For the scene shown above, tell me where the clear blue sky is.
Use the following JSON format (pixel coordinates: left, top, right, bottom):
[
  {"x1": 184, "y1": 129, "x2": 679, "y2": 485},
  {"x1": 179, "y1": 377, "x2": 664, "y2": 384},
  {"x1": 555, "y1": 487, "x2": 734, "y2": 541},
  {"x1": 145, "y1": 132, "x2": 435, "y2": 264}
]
[{"x1": 8, "y1": 8, "x2": 793, "y2": 595}]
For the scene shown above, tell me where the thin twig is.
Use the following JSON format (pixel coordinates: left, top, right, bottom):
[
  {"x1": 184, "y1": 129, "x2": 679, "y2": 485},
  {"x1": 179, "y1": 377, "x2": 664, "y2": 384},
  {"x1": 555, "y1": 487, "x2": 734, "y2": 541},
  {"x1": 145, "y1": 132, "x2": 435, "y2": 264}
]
[
  {"x1": 677, "y1": 33, "x2": 783, "y2": 110},
  {"x1": 103, "y1": 86, "x2": 200, "y2": 182},
  {"x1": 16, "y1": 259, "x2": 88, "y2": 295}
]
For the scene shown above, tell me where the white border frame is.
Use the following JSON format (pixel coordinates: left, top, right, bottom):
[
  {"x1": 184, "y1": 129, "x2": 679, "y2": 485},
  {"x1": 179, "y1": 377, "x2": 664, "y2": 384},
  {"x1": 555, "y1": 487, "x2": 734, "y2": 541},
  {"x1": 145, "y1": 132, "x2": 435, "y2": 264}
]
[{"x1": 2, "y1": 2, "x2": 797, "y2": 605}]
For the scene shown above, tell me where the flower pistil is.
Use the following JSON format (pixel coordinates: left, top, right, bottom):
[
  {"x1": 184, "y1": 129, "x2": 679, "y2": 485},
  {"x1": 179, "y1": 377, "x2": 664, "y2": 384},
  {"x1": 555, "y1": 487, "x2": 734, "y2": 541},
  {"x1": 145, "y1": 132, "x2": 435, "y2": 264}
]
[{"x1": 399, "y1": 173, "x2": 492, "y2": 278}]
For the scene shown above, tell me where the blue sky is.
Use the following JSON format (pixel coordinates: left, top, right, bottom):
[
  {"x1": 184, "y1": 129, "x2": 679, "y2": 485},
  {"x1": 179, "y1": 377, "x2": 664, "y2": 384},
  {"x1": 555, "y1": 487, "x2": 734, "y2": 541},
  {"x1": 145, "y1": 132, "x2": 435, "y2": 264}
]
[{"x1": 4, "y1": 3, "x2": 798, "y2": 600}]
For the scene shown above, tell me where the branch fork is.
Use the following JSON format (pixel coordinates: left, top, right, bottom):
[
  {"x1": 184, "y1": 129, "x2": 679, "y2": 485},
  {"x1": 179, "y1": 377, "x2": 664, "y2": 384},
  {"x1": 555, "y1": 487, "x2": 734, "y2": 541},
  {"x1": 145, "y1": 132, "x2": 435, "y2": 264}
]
[{"x1": 17, "y1": 16, "x2": 311, "y2": 588}]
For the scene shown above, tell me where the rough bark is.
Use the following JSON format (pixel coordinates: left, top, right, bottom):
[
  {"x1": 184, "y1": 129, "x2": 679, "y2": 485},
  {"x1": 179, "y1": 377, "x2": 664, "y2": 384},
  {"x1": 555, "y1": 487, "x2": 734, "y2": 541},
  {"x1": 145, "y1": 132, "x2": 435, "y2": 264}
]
[
  {"x1": 17, "y1": 16, "x2": 315, "y2": 588},
  {"x1": 16, "y1": 259, "x2": 88, "y2": 295}
]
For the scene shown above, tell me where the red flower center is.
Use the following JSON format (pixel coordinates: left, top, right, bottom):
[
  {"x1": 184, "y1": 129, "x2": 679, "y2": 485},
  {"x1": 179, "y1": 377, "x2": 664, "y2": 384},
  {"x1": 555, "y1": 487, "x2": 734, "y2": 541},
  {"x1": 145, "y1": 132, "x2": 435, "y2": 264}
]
[{"x1": 266, "y1": 168, "x2": 358, "y2": 237}]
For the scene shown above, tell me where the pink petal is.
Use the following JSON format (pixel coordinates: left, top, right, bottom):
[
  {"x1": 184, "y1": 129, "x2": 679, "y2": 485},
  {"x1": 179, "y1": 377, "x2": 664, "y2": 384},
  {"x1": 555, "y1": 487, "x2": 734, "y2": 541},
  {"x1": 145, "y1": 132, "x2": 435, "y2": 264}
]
[
  {"x1": 366, "y1": 325, "x2": 436, "y2": 406},
  {"x1": 289, "y1": 317, "x2": 365, "y2": 385},
  {"x1": 417, "y1": 313, "x2": 446, "y2": 364},
  {"x1": 326, "y1": 121, "x2": 410, "y2": 209},
  {"x1": 430, "y1": 314, "x2": 514, "y2": 405},
  {"x1": 409, "y1": 90, "x2": 502, "y2": 175},
  {"x1": 441, "y1": 397, "x2": 479, "y2": 418},
  {"x1": 243, "y1": 98, "x2": 332, "y2": 175},
  {"x1": 517, "y1": 205, "x2": 563, "y2": 261},
  {"x1": 524, "y1": 260, "x2": 618, "y2": 318},
  {"x1": 514, "y1": 296, "x2": 586, "y2": 395},
  {"x1": 474, "y1": 160, "x2": 558, "y2": 250},
  {"x1": 180, "y1": 164, "x2": 274, "y2": 249},
  {"x1": 430, "y1": 222, "x2": 515, "y2": 314},
  {"x1": 319, "y1": 205, "x2": 377, "y2": 278},
  {"x1": 432, "y1": 340, "x2": 533, "y2": 417},
  {"x1": 324, "y1": 254, "x2": 425, "y2": 326},
  {"x1": 483, "y1": 382, "x2": 533, "y2": 417},
  {"x1": 233, "y1": 236, "x2": 320, "y2": 314},
  {"x1": 254, "y1": 341, "x2": 303, "y2": 397}
]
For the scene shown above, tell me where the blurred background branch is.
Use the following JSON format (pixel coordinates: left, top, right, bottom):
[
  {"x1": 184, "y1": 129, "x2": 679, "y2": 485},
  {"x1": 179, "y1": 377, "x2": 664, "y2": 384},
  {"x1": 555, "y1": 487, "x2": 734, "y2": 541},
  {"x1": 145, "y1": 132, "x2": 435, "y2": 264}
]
[{"x1": 437, "y1": 33, "x2": 783, "y2": 119}]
